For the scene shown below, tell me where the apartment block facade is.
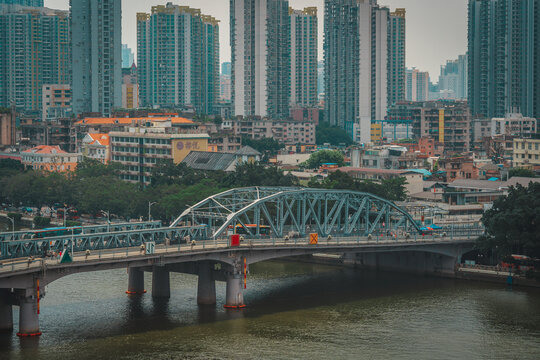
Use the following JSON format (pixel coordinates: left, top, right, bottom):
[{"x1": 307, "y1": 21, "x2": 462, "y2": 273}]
[
  {"x1": 231, "y1": 0, "x2": 291, "y2": 119},
  {"x1": 290, "y1": 7, "x2": 318, "y2": 108},
  {"x1": 0, "y1": 5, "x2": 70, "y2": 112},
  {"x1": 324, "y1": 0, "x2": 404, "y2": 144},
  {"x1": 387, "y1": 100, "x2": 471, "y2": 154},
  {"x1": 387, "y1": 8, "x2": 405, "y2": 107},
  {"x1": 71, "y1": 0, "x2": 122, "y2": 117},
  {"x1": 468, "y1": 0, "x2": 540, "y2": 118},
  {"x1": 137, "y1": 4, "x2": 220, "y2": 114},
  {"x1": 405, "y1": 68, "x2": 429, "y2": 102}
]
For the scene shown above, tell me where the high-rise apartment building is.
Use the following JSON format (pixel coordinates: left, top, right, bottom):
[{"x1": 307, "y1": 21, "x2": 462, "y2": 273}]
[
  {"x1": 438, "y1": 54, "x2": 468, "y2": 100},
  {"x1": 468, "y1": 0, "x2": 540, "y2": 118},
  {"x1": 0, "y1": 5, "x2": 70, "y2": 112},
  {"x1": 405, "y1": 68, "x2": 429, "y2": 102},
  {"x1": 231, "y1": 0, "x2": 291, "y2": 119},
  {"x1": 290, "y1": 7, "x2": 318, "y2": 108},
  {"x1": 137, "y1": 4, "x2": 220, "y2": 115},
  {"x1": 222, "y1": 62, "x2": 232, "y2": 76},
  {"x1": 71, "y1": 0, "x2": 122, "y2": 117},
  {"x1": 121, "y1": 44, "x2": 134, "y2": 68},
  {"x1": 0, "y1": 0, "x2": 43, "y2": 6},
  {"x1": 387, "y1": 8, "x2": 405, "y2": 107},
  {"x1": 325, "y1": 0, "x2": 403, "y2": 143}
]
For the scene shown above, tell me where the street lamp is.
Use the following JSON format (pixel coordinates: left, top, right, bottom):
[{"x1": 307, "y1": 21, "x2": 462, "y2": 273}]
[
  {"x1": 7, "y1": 216, "x2": 15, "y2": 240},
  {"x1": 148, "y1": 201, "x2": 157, "y2": 222},
  {"x1": 101, "y1": 210, "x2": 110, "y2": 232}
]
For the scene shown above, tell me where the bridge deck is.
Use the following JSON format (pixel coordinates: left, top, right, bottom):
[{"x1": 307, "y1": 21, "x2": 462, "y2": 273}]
[{"x1": 0, "y1": 234, "x2": 478, "y2": 277}]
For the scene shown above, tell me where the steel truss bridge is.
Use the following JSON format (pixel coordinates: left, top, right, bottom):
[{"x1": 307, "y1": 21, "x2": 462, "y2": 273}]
[
  {"x1": 172, "y1": 187, "x2": 422, "y2": 239},
  {"x1": 0, "y1": 187, "x2": 484, "y2": 337}
]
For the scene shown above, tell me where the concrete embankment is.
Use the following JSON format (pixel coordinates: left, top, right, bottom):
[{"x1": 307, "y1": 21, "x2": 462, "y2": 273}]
[{"x1": 291, "y1": 253, "x2": 540, "y2": 289}]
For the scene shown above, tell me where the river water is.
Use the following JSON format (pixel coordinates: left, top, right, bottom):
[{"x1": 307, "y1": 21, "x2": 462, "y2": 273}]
[{"x1": 1, "y1": 261, "x2": 539, "y2": 360}]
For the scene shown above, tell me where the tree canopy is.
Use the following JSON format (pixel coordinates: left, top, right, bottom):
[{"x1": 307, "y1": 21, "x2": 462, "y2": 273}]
[
  {"x1": 241, "y1": 137, "x2": 284, "y2": 160},
  {"x1": 315, "y1": 122, "x2": 354, "y2": 146},
  {"x1": 308, "y1": 170, "x2": 408, "y2": 201},
  {"x1": 478, "y1": 182, "x2": 540, "y2": 258},
  {"x1": 300, "y1": 150, "x2": 345, "y2": 169}
]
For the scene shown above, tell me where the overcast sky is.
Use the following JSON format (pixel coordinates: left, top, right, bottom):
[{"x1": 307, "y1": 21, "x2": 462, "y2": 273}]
[{"x1": 45, "y1": 0, "x2": 468, "y2": 79}]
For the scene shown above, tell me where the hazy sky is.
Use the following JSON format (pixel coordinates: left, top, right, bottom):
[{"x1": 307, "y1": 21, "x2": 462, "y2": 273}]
[{"x1": 45, "y1": 0, "x2": 468, "y2": 79}]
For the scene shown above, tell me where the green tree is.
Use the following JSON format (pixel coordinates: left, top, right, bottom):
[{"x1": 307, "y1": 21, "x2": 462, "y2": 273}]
[
  {"x1": 223, "y1": 162, "x2": 298, "y2": 188},
  {"x1": 508, "y1": 168, "x2": 536, "y2": 179},
  {"x1": 478, "y1": 183, "x2": 540, "y2": 258},
  {"x1": 308, "y1": 170, "x2": 407, "y2": 201},
  {"x1": 241, "y1": 137, "x2": 284, "y2": 160},
  {"x1": 300, "y1": 150, "x2": 345, "y2": 169},
  {"x1": 315, "y1": 122, "x2": 354, "y2": 146}
]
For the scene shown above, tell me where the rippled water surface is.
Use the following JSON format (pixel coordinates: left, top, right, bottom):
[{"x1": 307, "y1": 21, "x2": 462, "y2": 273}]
[{"x1": 1, "y1": 261, "x2": 539, "y2": 359}]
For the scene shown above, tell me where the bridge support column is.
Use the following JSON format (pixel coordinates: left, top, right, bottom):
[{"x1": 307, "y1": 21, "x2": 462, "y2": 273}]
[
  {"x1": 197, "y1": 262, "x2": 216, "y2": 305},
  {"x1": 17, "y1": 296, "x2": 40, "y2": 337},
  {"x1": 152, "y1": 266, "x2": 170, "y2": 298},
  {"x1": 224, "y1": 273, "x2": 244, "y2": 309},
  {"x1": 126, "y1": 268, "x2": 146, "y2": 295},
  {"x1": 0, "y1": 289, "x2": 13, "y2": 332}
]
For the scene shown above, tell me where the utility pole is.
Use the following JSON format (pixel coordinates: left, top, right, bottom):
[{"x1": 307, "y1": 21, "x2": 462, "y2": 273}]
[
  {"x1": 7, "y1": 216, "x2": 15, "y2": 240},
  {"x1": 148, "y1": 201, "x2": 157, "y2": 222}
]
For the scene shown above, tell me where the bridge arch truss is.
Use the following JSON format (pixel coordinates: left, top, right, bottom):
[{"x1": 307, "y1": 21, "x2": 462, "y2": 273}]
[{"x1": 171, "y1": 187, "x2": 421, "y2": 239}]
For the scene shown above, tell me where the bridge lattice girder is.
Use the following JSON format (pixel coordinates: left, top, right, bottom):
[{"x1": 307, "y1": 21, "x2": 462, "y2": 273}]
[{"x1": 171, "y1": 187, "x2": 420, "y2": 239}]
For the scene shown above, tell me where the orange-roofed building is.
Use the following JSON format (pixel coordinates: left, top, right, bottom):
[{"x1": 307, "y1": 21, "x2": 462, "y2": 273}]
[
  {"x1": 21, "y1": 145, "x2": 81, "y2": 172},
  {"x1": 81, "y1": 134, "x2": 110, "y2": 163},
  {"x1": 74, "y1": 117, "x2": 199, "y2": 139}
]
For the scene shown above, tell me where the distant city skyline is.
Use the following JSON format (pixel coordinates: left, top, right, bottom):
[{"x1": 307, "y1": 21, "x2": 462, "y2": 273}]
[{"x1": 45, "y1": 0, "x2": 467, "y2": 79}]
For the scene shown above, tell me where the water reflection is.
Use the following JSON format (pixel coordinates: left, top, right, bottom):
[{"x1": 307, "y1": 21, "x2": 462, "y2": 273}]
[{"x1": 0, "y1": 262, "x2": 538, "y2": 359}]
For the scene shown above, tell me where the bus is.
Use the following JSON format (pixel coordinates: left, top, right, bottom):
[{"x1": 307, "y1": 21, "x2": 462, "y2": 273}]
[
  {"x1": 31, "y1": 226, "x2": 83, "y2": 239},
  {"x1": 56, "y1": 208, "x2": 79, "y2": 220},
  {"x1": 227, "y1": 224, "x2": 271, "y2": 236},
  {"x1": 500, "y1": 255, "x2": 537, "y2": 272}
]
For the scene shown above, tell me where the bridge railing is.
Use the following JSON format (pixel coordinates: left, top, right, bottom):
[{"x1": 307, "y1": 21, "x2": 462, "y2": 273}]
[
  {"x1": 0, "y1": 221, "x2": 163, "y2": 241},
  {"x1": 0, "y1": 225, "x2": 207, "y2": 260},
  {"x1": 0, "y1": 229, "x2": 484, "y2": 275}
]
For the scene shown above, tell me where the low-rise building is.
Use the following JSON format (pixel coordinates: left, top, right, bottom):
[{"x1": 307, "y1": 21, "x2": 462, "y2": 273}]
[
  {"x1": 513, "y1": 137, "x2": 540, "y2": 169},
  {"x1": 110, "y1": 129, "x2": 209, "y2": 184},
  {"x1": 21, "y1": 145, "x2": 80, "y2": 172},
  {"x1": 81, "y1": 133, "x2": 110, "y2": 163},
  {"x1": 42, "y1": 84, "x2": 72, "y2": 122},
  {"x1": 182, "y1": 146, "x2": 261, "y2": 172},
  {"x1": 208, "y1": 133, "x2": 242, "y2": 153},
  {"x1": 332, "y1": 167, "x2": 424, "y2": 196},
  {"x1": 231, "y1": 117, "x2": 316, "y2": 145}
]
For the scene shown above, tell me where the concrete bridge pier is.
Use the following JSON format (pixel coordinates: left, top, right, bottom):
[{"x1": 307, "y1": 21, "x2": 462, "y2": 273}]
[
  {"x1": 152, "y1": 266, "x2": 170, "y2": 298},
  {"x1": 0, "y1": 289, "x2": 13, "y2": 332},
  {"x1": 17, "y1": 295, "x2": 41, "y2": 337},
  {"x1": 126, "y1": 268, "x2": 146, "y2": 295},
  {"x1": 224, "y1": 273, "x2": 244, "y2": 309},
  {"x1": 197, "y1": 262, "x2": 216, "y2": 305}
]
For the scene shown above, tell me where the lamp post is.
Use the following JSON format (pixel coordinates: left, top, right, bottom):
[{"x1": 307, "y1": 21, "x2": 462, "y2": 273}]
[
  {"x1": 148, "y1": 201, "x2": 157, "y2": 222},
  {"x1": 101, "y1": 210, "x2": 110, "y2": 232},
  {"x1": 7, "y1": 216, "x2": 15, "y2": 240}
]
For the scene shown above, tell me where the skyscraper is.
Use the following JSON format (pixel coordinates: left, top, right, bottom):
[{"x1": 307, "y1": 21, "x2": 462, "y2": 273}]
[
  {"x1": 405, "y1": 68, "x2": 429, "y2": 102},
  {"x1": 324, "y1": 0, "x2": 403, "y2": 143},
  {"x1": 137, "y1": 4, "x2": 220, "y2": 115},
  {"x1": 121, "y1": 44, "x2": 134, "y2": 68},
  {"x1": 0, "y1": 5, "x2": 70, "y2": 111},
  {"x1": 290, "y1": 7, "x2": 318, "y2": 108},
  {"x1": 468, "y1": 0, "x2": 540, "y2": 118},
  {"x1": 71, "y1": 0, "x2": 122, "y2": 117},
  {"x1": 231, "y1": 0, "x2": 290, "y2": 119},
  {"x1": 387, "y1": 9, "x2": 405, "y2": 107},
  {"x1": 438, "y1": 54, "x2": 468, "y2": 100}
]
